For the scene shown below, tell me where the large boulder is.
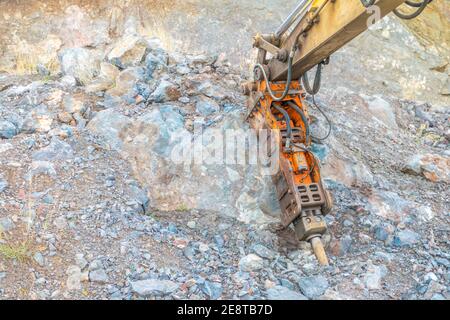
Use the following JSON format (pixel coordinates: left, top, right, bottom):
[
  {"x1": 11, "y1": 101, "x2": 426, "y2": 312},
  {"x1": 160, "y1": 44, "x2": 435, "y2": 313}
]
[
  {"x1": 87, "y1": 107, "x2": 280, "y2": 223},
  {"x1": 59, "y1": 48, "x2": 102, "y2": 85},
  {"x1": 107, "y1": 35, "x2": 149, "y2": 68}
]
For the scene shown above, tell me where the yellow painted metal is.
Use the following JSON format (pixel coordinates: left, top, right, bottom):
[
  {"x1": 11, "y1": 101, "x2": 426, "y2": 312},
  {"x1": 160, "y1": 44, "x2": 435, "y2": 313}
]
[{"x1": 269, "y1": 0, "x2": 407, "y2": 81}]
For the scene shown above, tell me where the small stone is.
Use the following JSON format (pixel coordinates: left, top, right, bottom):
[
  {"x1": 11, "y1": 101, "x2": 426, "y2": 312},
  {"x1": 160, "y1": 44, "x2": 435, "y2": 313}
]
[
  {"x1": 329, "y1": 235, "x2": 352, "y2": 256},
  {"x1": 89, "y1": 259, "x2": 104, "y2": 271},
  {"x1": 201, "y1": 280, "x2": 223, "y2": 300},
  {"x1": 298, "y1": 276, "x2": 329, "y2": 299},
  {"x1": 63, "y1": 95, "x2": 87, "y2": 114},
  {"x1": 178, "y1": 96, "x2": 190, "y2": 104},
  {"x1": 145, "y1": 51, "x2": 168, "y2": 78},
  {"x1": 66, "y1": 265, "x2": 82, "y2": 291},
  {"x1": 393, "y1": 229, "x2": 421, "y2": 247},
  {"x1": 0, "y1": 120, "x2": 18, "y2": 139},
  {"x1": 374, "y1": 224, "x2": 393, "y2": 241},
  {"x1": 373, "y1": 251, "x2": 393, "y2": 263},
  {"x1": 105, "y1": 176, "x2": 116, "y2": 188},
  {"x1": 130, "y1": 279, "x2": 179, "y2": 297},
  {"x1": 58, "y1": 112, "x2": 74, "y2": 124},
  {"x1": 267, "y1": 286, "x2": 307, "y2": 300},
  {"x1": 0, "y1": 179, "x2": 8, "y2": 193},
  {"x1": 150, "y1": 80, "x2": 180, "y2": 103},
  {"x1": 250, "y1": 244, "x2": 276, "y2": 260},
  {"x1": 33, "y1": 252, "x2": 45, "y2": 267},
  {"x1": 108, "y1": 35, "x2": 148, "y2": 67},
  {"x1": 239, "y1": 254, "x2": 264, "y2": 272},
  {"x1": 187, "y1": 221, "x2": 196, "y2": 229},
  {"x1": 75, "y1": 254, "x2": 88, "y2": 270},
  {"x1": 89, "y1": 269, "x2": 109, "y2": 284},
  {"x1": 60, "y1": 75, "x2": 77, "y2": 88},
  {"x1": 363, "y1": 264, "x2": 388, "y2": 290},
  {"x1": 36, "y1": 64, "x2": 50, "y2": 76},
  {"x1": 195, "y1": 96, "x2": 220, "y2": 116},
  {"x1": 53, "y1": 216, "x2": 68, "y2": 230},
  {"x1": 176, "y1": 65, "x2": 191, "y2": 75},
  {"x1": 0, "y1": 217, "x2": 15, "y2": 233},
  {"x1": 365, "y1": 95, "x2": 397, "y2": 129}
]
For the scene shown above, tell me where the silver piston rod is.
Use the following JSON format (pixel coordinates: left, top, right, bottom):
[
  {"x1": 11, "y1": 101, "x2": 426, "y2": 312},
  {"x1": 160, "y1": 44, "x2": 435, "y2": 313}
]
[{"x1": 275, "y1": 0, "x2": 313, "y2": 39}]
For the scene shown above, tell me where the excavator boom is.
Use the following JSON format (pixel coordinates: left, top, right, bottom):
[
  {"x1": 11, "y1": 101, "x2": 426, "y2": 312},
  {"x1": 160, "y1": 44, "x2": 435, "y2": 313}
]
[{"x1": 269, "y1": 0, "x2": 406, "y2": 81}]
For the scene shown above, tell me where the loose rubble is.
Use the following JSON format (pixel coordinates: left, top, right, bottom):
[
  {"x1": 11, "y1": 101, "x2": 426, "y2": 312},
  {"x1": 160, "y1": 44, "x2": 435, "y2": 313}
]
[{"x1": 0, "y1": 19, "x2": 448, "y2": 301}]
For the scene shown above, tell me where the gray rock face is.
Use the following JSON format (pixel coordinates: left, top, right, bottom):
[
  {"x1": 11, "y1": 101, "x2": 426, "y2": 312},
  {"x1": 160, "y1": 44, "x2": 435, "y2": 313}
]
[
  {"x1": 266, "y1": 286, "x2": 307, "y2": 300},
  {"x1": 130, "y1": 279, "x2": 179, "y2": 297},
  {"x1": 298, "y1": 276, "x2": 329, "y2": 299},
  {"x1": 364, "y1": 95, "x2": 397, "y2": 129}
]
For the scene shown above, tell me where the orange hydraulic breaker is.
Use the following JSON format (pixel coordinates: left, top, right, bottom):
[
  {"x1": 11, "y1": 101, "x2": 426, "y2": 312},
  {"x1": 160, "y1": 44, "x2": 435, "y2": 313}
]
[{"x1": 244, "y1": 80, "x2": 333, "y2": 265}]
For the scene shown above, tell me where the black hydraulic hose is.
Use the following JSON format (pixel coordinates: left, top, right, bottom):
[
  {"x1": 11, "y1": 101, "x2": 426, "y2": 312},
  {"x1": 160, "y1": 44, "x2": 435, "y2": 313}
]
[
  {"x1": 254, "y1": 48, "x2": 295, "y2": 102},
  {"x1": 272, "y1": 104, "x2": 293, "y2": 140},
  {"x1": 405, "y1": 0, "x2": 432, "y2": 8},
  {"x1": 394, "y1": 0, "x2": 430, "y2": 20},
  {"x1": 310, "y1": 96, "x2": 332, "y2": 142},
  {"x1": 302, "y1": 63, "x2": 323, "y2": 96},
  {"x1": 286, "y1": 101, "x2": 310, "y2": 143}
]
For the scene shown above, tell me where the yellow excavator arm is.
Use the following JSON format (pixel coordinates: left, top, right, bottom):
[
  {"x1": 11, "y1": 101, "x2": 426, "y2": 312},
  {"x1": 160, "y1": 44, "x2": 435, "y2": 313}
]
[{"x1": 243, "y1": 0, "x2": 433, "y2": 265}]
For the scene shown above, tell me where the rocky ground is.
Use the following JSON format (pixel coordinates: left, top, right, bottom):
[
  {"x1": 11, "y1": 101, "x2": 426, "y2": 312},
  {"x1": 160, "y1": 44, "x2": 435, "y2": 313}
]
[{"x1": 0, "y1": 31, "x2": 448, "y2": 300}]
